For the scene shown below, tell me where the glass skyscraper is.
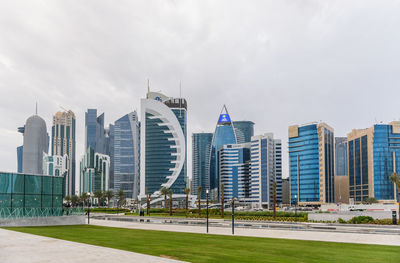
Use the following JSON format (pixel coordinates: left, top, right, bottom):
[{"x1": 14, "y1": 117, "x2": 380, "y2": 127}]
[
  {"x1": 209, "y1": 105, "x2": 237, "y2": 199},
  {"x1": 80, "y1": 146, "x2": 110, "y2": 195},
  {"x1": 233, "y1": 121, "x2": 254, "y2": 143},
  {"x1": 140, "y1": 91, "x2": 187, "y2": 197},
  {"x1": 347, "y1": 122, "x2": 400, "y2": 202},
  {"x1": 335, "y1": 137, "x2": 348, "y2": 176},
  {"x1": 289, "y1": 123, "x2": 334, "y2": 205},
  {"x1": 113, "y1": 112, "x2": 140, "y2": 199},
  {"x1": 192, "y1": 133, "x2": 213, "y2": 198},
  {"x1": 85, "y1": 109, "x2": 106, "y2": 154}
]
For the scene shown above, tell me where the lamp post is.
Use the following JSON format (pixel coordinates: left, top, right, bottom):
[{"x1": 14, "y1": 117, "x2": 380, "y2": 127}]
[
  {"x1": 87, "y1": 193, "x2": 91, "y2": 225},
  {"x1": 206, "y1": 189, "x2": 209, "y2": 233},
  {"x1": 294, "y1": 194, "x2": 297, "y2": 223},
  {"x1": 231, "y1": 198, "x2": 237, "y2": 235}
]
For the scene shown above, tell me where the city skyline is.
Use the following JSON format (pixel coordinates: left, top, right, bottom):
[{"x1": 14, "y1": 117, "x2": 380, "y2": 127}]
[{"x1": 3, "y1": 1, "x2": 400, "y2": 182}]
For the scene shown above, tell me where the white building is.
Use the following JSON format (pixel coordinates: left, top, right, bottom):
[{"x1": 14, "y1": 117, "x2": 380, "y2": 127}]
[
  {"x1": 43, "y1": 152, "x2": 69, "y2": 177},
  {"x1": 80, "y1": 147, "x2": 110, "y2": 195}
]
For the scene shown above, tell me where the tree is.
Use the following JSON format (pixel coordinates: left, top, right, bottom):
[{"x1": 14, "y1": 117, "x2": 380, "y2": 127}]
[
  {"x1": 390, "y1": 172, "x2": 400, "y2": 219},
  {"x1": 94, "y1": 190, "x2": 103, "y2": 207},
  {"x1": 117, "y1": 189, "x2": 126, "y2": 211},
  {"x1": 64, "y1": 195, "x2": 71, "y2": 206},
  {"x1": 221, "y1": 184, "x2": 225, "y2": 218},
  {"x1": 169, "y1": 189, "x2": 173, "y2": 216},
  {"x1": 104, "y1": 190, "x2": 114, "y2": 208},
  {"x1": 185, "y1": 188, "x2": 191, "y2": 212},
  {"x1": 80, "y1": 192, "x2": 89, "y2": 207},
  {"x1": 197, "y1": 186, "x2": 202, "y2": 217},
  {"x1": 362, "y1": 197, "x2": 379, "y2": 204},
  {"x1": 71, "y1": 195, "x2": 79, "y2": 207},
  {"x1": 273, "y1": 181, "x2": 277, "y2": 219},
  {"x1": 160, "y1": 187, "x2": 169, "y2": 209}
]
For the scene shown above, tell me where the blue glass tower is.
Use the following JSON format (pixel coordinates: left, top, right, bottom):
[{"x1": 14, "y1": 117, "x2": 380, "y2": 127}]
[
  {"x1": 85, "y1": 109, "x2": 106, "y2": 154},
  {"x1": 192, "y1": 133, "x2": 213, "y2": 198},
  {"x1": 335, "y1": 137, "x2": 347, "y2": 176},
  {"x1": 140, "y1": 92, "x2": 187, "y2": 197},
  {"x1": 233, "y1": 121, "x2": 254, "y2": 143},
  {"x1": 289, "y1": 123, "x2": 334, "y2": 205},
  {"x1": 209, "y1": 105, "x2": 237, "y2": 199},
  {"x1": 17, "y1": 146, "x2": 23, "y2": 173}
]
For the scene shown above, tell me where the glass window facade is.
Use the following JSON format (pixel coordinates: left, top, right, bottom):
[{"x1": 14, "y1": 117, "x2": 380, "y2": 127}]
[
  {"x1": 192, "y1": 133, "x2": 213, "y2": 198},
  {"x1": 233, "y1": 121, "x2": 254, "y2": 144},
  {"x1": 0, "y1": 172, "x2": 63, "y2": 218}
]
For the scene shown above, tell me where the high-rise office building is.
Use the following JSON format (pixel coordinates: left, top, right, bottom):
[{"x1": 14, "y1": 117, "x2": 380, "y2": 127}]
[
  {"x1": 233, "y1": 121, "x2": 254, "y2": 144},
  {"x1": 335, "y1": 137, "x2": 349, "y2": 203},
  {"x1": 219, "y1": 143, "x2": 251, "y2": 201},
  {"x1": 288, "y1": 123, "x2": 334, "y2": 205},
  {"x1": 347, "y1": 122, "x2": 400, "y2": 203},
  {"x1": 105, "y1": 125, "x2": 114, "y2": 190},
  {"x1": 250, "y1": 133, "x2": 282, "y2": 208},
  {"x1": 113, "y1": 112, "x2": 140, "y2": 199},
  {"x1": 209, "y1": 105, "x2": 237, "y2": 199},
  {"x1": 80, "y1": 147, "x2": 110, "y2": 195},
  {"x1": 43, "y1": 152, "x2": 69, "y2": 177},
  {"x1": 22, "y1": 113, "x2": 49, "y2": 175},
  {"x1": 52, "y1": 110, "x2": 76, "y2": 196},
  {"x1": 85, "y1": 109, "x2": 106, "y2": 154},
  {"x1": 17, "y1": 146, "x2": 23, "y2": 173},
  {"x1": 140, "y1": 90, "x2": 187, "y2": 197},
  {"x1": 192, "y1": 133, "x2": 213, "y2": 198}
]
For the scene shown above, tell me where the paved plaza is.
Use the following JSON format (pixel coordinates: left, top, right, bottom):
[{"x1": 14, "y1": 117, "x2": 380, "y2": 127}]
[
  {"x1": 92, "y1": 218, "x2": 400, "y2": 246},
  {"x1": 0, "y1": 228, "x2": 186, "y2": 263}
]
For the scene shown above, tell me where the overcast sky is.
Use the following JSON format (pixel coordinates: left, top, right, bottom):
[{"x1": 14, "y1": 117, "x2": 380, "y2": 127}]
[{"x1": 1, "y1": 0, "x2": 400, "y2": 181}]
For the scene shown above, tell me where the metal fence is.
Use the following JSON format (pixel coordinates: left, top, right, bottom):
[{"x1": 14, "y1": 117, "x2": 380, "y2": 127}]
[{"x1": 0, "y1": 207, "x2": 85, "y2": 219}]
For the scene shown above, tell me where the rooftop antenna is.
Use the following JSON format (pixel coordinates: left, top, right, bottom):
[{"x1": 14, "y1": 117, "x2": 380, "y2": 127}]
[
  {"x1": 179, "y1": 81, "x2": 182, "y2": 118},
  {"x1": 35, "y1": 102, "x2": 38, "y2": 115},
  {"x1": 147, "y1": 79, "x2": 150, "y2": 93}
]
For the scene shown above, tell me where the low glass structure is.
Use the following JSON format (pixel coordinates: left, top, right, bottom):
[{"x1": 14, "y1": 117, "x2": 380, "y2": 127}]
[{"x1": 0, "y1": 172, "x2": 65, "y2": 219}]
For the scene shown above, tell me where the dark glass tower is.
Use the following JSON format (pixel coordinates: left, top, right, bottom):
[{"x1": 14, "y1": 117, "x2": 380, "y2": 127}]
[
  {"x1": 85, "y1": 109, "x2": 106, "y2": 154},
  {"x1": 233, "y1": 121, "x2": 254, "y2": 143},
  {"x1": 192, "y1": 133, "x2": 213, "y2": 198}
]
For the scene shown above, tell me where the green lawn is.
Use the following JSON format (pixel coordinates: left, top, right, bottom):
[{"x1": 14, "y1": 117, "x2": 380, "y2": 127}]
[{"x1": 6, "y1": 225, "x2": 400, "y2": 263}]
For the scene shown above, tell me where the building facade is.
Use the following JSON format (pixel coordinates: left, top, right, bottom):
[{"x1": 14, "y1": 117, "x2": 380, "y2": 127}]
[
  {"x1": 22, "y1": 114, "x2": 49, "y2": 175},
  {"x1": 191, "y1": 133, "x2": 213, "y2": 198},
  {"x1": 209, "y1": 106, "x2": 237, "y2": 200},
  {"x1": 288, "y1": 123, "x2": 334, "y2": 205},
  {"x1": 17, "y1": 146, "x2": 23, "y2": 173},
  {"x1": 347, "y1": 122, "x2": 400, "y2": 203},
  {"x1": 52, "y1": 110, "x2": 76, "y2": 196},
  {"x1": 335, "y1": 137, "x2": 348, "y2": 176},
  {"x1": 219, "y1": 143, "x2": 251, "y2": 202},
  {"x1": 140, "y1": 91, "x2": 187, "y2": 197},
  {"x1": 113, "y1": 112, "x2": 140, "y2": 199},
  {"x1": 80, "y1": 147, "x2": 110, "y2": 195},
  {"x1": 250, "y1": 133, "x2": 282, "y2": 208},
  {"x1": 85, "y1": 109, "x2": 106, "y2": 154},
  {"x1": 43, "y1": 152, "x2": 69, "y2": 178},
  {"x1": 233, "y1": 121, "x2": 255, "y2": 144}
]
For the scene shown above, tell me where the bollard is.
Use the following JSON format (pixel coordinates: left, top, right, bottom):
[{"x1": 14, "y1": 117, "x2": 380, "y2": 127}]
[{"x1": 392, "y1": 211, "x2": 397, "y2": 225}]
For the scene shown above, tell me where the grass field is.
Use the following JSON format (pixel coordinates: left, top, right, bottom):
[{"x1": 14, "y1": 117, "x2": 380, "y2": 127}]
[{"x1": 6, "y1": 225, "x2": 400, "y2": 263}]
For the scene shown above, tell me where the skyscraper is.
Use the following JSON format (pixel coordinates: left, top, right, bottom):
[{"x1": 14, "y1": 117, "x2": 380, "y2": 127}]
[
  {"x1": 22, "y1": 114, "x2": 49, "y2": 175},
  {"x1": 219, "y1": 143, "x2": 251, "y2": 201},
  {"x1": 250, "y1": 133, "x2": 282, "y2": 208},
  {"x1": 85, "y1": 109, "x2": 106, "y2": 154},
  {"x1": 52, "y1": 110, "x2": 76, "y2": 196},
  {"x1": 347, "y1": 122, "x2": 400, "y2": 203},
  {"x1": 233, "y1": 121, "x2": 254, "y2": 143},
  {"x1": 140, "y1": 90, "x2": 187, "y2": 197},
  {"x1": 113, "y1": 112, "x2": 140, "y2": 199},
  {"x1": 17, "y1": 146, "x2": 23, "y2": 173},
  {"x1": 80, "y1": 146, "x2": 110, "y2": 195},
  {"x1": 43, "y1": 152, "x2": 69, "y2": 177},
  {"x1": 192, "y1": 133, "x2": 213, "y2": 198},
  {"x1": 209, "y1": 105, "x2": 237, "y2": 199},
  {"x1": 105, "y1": 124, "x2": 114, "y2": 190},
  {"x1": 288, "y1": 123, "x2": 334, "y2": 205},
  {"x1": 335, "y1": 137, "x2": 348, "y2": 176}
]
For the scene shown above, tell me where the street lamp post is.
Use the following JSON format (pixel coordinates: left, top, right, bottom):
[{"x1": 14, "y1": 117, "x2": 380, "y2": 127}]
[
  {"x1": 294, "y1": 194, "x2": 297, "y2": 223},
  {"x1": 231, "y1": 198, "x2": 237, "y2": 235},
  {"x1": 206, "y1": 189, "x2": 209, "y2": 233},
  {"x1": 87, "y1": 193, "x2": 91, "y2": 225}
]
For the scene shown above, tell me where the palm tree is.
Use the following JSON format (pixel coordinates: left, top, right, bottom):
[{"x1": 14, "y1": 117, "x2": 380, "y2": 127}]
[
  {"x1": 64, "y1": 195, "x2": 71, "y2": 206},
  {"x1": 71, "y1": 195, "x2": 79, "y2": 207},
  {"x1": 221, "y1": 184, "x2": 225, "y2": 218},
  {"x1": 273, "y1": 181, "x2": 277, "y2": 219},
  {"x1": 117, "y1": 189, "x2": 125, "y2": 213},
  {"x1": 94, "y1": 190, "x2": 103, "y2": 207},
  {"x1": 104, "y1": 190, "x2": 114, "y2": 208},
  {"x1": 390, "y1": 172, "x2": 400, "y2": 219},
  {"x1": 197, "y1": 186, "x2": 202, "y2": 217},
  {"x1": 146, "y1": 188, "x2": 150, "y2": 215},
  {"x1": 185, "y1": 188, "x2": 191, "y2": 212},
  {"x1": 80, "y1": 192, "x2": 89, "y2": 208},
  {"x1": 169, "y1": 189, "x2": 173, "y2": 216},
  {"x1": 160, "y1": 186, "x2": 169, "y2": 209}
]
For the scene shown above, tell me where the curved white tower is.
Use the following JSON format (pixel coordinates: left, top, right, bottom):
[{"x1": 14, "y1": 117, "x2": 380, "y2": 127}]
[{"x1": 22, "y1": 114, "x2": 48, "y2": 174}]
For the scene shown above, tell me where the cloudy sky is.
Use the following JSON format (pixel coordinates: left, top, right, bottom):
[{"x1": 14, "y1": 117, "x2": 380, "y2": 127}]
[{"x1": 1, "y1": 0, "x2": 400, "y2": 181}]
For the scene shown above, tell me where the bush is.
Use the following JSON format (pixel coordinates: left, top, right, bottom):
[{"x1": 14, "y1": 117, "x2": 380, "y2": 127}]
[
  {"x1": 348, "y1": 216, "x2": 374, "y2": 224},
  {"x1": 338, "y1": 218, "x2": 347, "y2": 224}
]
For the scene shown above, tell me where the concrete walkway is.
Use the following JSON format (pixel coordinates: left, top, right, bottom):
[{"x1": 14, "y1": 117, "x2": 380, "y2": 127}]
[
  {"x1": 92, "y1": 219, "x2": 400, "y2": 246},
  {"x1": 0, "y1": 228, "x2": 186, "y2": 263}
]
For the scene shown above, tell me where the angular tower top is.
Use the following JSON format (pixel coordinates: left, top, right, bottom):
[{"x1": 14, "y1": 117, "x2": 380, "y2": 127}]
[{"x1": 217, "y1": 105, "x2": 232, "y2": 125}]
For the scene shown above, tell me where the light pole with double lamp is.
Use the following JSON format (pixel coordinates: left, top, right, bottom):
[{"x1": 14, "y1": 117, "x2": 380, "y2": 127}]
[
  {"x1": 294, "y1": 194, "x2": 297, "y2": 222},
  {"x1": 231, "y1": 197, "x2": 237, "y2": 235},
  {"x1": 206, "y1": 189, "x2": 209, "y2": 233},
  {"x1": 87, "y1": 193, "x2": 91, "y2": 225}
]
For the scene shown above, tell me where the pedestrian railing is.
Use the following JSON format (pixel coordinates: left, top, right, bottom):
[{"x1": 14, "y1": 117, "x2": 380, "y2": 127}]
[{"x1": 0, "y1": 207, "x2": 85, "y2": 219}]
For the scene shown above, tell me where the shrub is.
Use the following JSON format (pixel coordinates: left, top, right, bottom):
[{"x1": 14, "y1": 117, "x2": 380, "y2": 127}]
[{"x1": 348, "y1": 216, "x2": 374, "y2": 224}]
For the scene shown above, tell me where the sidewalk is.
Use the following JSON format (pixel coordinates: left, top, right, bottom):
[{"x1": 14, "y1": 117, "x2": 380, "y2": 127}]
[
  {"x1": 92, "y1": 218, "x2": 400, "y2": 246},
  {"x1": 0, "y1": 228, "x2": 186, "y2": 263}
]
